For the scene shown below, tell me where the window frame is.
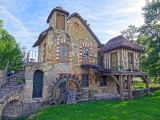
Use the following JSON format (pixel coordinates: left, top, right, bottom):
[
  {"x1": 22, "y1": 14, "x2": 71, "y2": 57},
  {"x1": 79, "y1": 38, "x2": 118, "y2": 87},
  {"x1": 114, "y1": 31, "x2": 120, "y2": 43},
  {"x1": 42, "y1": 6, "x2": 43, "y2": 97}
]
[
  {"x1": 128, "y1": 52, "x2": 133, "y2": 64},
  {"x1": 82, "y1": 47, "x2": 89, "y2": 58},
  {"x1": 100, "y1": 76, "x2": 107, "y2": 86},
  {"x1": 56, "y1": 13, "x2": 65, "y2": 30},
  {"x1": 59, "y1": 43, "x2": 69, "y2": 63},
  {"x1": 82, "y1": 74, "x2": 89, "y2": 87}
]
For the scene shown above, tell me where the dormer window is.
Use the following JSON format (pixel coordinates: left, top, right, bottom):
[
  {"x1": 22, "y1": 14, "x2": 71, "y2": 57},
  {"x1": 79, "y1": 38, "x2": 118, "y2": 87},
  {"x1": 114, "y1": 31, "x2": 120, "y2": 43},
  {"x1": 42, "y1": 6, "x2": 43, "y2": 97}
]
[{"x1": 56, "y1": 14, "x2": 65, "y2": 30}]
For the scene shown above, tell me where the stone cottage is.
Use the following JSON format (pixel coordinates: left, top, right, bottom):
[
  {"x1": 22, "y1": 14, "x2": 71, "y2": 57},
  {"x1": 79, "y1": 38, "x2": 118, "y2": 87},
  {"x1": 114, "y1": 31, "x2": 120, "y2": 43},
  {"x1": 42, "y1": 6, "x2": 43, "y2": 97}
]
[
  {"x1": 23, "y1": 6, "x2": 149, "y2": 103},
  {"x1": 0, "y1": 6, "x2": 150, "y2": 119}
]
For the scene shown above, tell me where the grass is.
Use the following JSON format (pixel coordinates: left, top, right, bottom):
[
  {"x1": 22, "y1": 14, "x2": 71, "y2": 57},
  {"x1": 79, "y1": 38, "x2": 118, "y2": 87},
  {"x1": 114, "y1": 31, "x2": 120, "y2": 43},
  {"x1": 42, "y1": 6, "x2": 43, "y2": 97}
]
[
  {"x1": 17, "y1": 89, "x2": 160, "y2": 120},
  {"x1": 133, "y1": 80, "x2": 160, "y2": 92}
]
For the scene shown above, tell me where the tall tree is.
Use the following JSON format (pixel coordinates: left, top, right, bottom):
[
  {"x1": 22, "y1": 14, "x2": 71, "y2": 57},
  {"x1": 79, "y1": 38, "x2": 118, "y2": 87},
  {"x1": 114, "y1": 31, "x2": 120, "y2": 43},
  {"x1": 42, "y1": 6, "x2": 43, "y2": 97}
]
[
  {"x1": 121, "y1": 25, "x2": 139, "y2": 43},
  {"x1": 140, "y1": 1, "x2": 160, "y2": 80},
  {"x1": 0, "y1": 20, "x2": 24, "y2": 70}
]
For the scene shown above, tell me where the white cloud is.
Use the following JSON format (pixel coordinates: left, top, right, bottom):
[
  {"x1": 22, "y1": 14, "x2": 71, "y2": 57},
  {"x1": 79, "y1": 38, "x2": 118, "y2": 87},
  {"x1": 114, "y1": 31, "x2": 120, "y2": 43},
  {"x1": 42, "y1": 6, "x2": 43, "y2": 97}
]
[
  {"x1": 104, "y1": 30, "x2": 120, "y2": 36},
  {"x1": 0, "y1": 0, "x2": 147, "y2": 50},
  {"x1": 0, "y1": 3, "x2": 38, "y2": 50}
]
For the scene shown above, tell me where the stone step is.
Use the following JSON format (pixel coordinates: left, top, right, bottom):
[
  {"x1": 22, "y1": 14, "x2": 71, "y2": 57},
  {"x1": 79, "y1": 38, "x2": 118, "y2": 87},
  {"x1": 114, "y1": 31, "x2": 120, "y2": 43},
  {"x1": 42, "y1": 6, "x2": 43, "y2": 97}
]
[
  {"x1": 0, "y1": 91, "x2": 6, "y2": 94},
  {"x1": 1, "y1": 86, "x2": 14, "y2": 90},
  {"x1": 0, "y1": 88, "x2": 10, "y2": 91}
]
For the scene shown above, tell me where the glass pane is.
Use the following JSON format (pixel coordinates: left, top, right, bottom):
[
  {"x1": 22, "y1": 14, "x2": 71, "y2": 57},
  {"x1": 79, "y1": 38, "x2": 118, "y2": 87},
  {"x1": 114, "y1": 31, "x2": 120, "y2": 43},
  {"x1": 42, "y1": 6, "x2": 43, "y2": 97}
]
[
  {"x1": 86, "y1": 48, "x2": 88, "y2": 58},
  {"x1": 82, "y1": 48, "x2": 86, "y2": 57},
  {"x1": 64, "y1": 45, "x2": 68, "y2": 56}
]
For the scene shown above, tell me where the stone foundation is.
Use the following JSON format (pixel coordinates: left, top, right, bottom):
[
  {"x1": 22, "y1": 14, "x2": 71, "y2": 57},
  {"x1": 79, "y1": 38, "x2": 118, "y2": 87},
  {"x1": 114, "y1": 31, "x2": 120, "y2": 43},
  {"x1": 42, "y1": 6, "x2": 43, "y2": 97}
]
[{"x1": 1, "y1": 101, "x2": 43, "y2": 120}]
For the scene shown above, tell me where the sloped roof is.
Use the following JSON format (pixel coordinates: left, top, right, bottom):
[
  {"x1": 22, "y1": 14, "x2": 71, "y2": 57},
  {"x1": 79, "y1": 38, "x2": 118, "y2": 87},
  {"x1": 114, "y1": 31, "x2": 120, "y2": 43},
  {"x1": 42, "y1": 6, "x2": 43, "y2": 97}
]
[
  {"x1": 33, "y1": 27, "x2": 52, "y2": 47},
  {"x1": 100, "y1": 35, "x2": 143, "y2": 52},
  {"x1": 47, "y1": 6, "x2": 69, "y2": 23},
  {"x1": 33, "y1": 10, "x2": 102, "y2": 48},
  {"x1": 67, "y1": 12, "x2": 102, "y2": 47}
]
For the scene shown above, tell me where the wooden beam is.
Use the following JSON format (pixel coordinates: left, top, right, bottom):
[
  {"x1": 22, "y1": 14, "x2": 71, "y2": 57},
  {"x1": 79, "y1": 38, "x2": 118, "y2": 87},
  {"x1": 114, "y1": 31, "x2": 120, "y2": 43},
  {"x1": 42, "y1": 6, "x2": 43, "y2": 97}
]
[
  {"x1": 128, "y1": 75, "x2": 132, "y2": 100},
  {"x1": 146, "y1": 75, "x2": 150, "y2": 96},
  {"x1": 110, "y1": 74, "x2": 120, "y2": 85},
  {"x1": 119, "y1": 75, "x2": 124, "y2": 100}
]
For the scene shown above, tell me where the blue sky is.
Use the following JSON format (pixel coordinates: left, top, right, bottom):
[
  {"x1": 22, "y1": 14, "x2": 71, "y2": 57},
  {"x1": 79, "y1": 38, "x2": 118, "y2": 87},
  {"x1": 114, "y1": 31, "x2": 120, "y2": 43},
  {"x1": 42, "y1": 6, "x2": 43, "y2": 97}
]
[{"x1": 0, "y1": 0, "x2": 146, "y2": 50}]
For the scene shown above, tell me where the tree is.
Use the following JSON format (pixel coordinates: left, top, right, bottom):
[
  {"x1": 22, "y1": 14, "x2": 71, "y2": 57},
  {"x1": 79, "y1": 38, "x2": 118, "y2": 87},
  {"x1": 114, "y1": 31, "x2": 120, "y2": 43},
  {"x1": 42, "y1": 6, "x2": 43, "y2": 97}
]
[
  {"x1": 140, "y1": 1, "x2": 160, "y2": 80},
  {"x1": 121, "y1": 25, "x2": 139, "y2": 43},
  {"x1": 0, "y1": 20, "x2": 25, "y2": 70},
  {"x1": 121, "y1": 1, "x2": 160, "y2": 81}
]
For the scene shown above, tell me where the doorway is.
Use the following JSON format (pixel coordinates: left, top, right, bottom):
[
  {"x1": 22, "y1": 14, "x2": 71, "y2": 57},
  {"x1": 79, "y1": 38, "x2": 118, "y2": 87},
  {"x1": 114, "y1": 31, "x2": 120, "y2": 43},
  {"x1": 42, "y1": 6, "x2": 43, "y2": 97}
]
[{"x1": 32, "y1": 70, "x2": 43, "y2": 98}]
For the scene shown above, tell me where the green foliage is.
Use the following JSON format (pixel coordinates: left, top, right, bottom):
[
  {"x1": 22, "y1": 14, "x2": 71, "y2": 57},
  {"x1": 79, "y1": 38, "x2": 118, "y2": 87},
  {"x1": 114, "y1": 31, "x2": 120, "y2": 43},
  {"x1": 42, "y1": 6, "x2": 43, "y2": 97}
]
[
  {"x1": 140, "y1": 1, "x2": 160, "y2": 80},
  {"x1": 121, "y1": 1, "x2": 160, "y2": 81},
  {"x1": 118, "y1": 65, "x2": 123, "y2": 70},
  {"x1": 0, "y1": 20, "x2": 25, "y2": 70},
  {"x1": 121, "y1": 25, "x2": 139, "y2": 43},
  {"x1": 17, "y1": 77, "x2": 25, "y2": 84},
  {"x1": 18, "y1": 90, "x2": 160, "y2": 120}
]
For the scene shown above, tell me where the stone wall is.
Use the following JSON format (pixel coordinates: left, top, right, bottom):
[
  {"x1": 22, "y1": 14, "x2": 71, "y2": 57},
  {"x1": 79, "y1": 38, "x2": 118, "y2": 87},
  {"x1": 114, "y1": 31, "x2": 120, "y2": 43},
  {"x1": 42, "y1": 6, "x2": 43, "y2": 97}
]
[{"x1": 2, "y1": 101, "x2": 43, "y2": 120}]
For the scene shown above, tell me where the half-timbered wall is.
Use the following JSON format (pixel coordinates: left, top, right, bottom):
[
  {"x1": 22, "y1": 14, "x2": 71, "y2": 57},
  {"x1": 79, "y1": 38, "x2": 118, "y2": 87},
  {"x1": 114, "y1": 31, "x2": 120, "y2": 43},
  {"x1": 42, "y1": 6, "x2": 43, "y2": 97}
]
[{"x1": 103, "y1": 48, "x2": 140, "y2": 71}]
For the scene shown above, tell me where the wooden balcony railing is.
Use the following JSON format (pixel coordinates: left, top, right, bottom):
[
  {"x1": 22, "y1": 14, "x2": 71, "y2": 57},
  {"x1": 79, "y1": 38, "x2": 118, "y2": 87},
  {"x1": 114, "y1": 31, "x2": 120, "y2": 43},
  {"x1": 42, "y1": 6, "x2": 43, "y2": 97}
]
[{"x1": 82, "y1": 57, "x2": 140, "y2": 72}]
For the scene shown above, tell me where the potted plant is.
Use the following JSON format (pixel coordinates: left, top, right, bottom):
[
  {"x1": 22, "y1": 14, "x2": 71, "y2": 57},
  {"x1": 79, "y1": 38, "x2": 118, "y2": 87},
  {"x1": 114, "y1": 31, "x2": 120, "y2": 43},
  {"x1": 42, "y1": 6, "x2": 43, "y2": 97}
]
[
  {"x1": 134, "y1": 69, "x2": 139, "y2": 72},
  {"x1": 118, "y1": 65, "x2": 123, "y2": 71},
  {"x1": 127, "y1": 68, "x2": 131, "y2": 71},
  {"x1": 8, "y1": 71, "x2": 12, "y2": 77},
  {"x1": 17, "y1": 77, "x2": 25, "y2": 85},
  {"x1": 10, "y1": 68, "x2": 16, "y2": 74},
  {"x1": 30, "y1": 58, "x2": 35, "y2": 62}
]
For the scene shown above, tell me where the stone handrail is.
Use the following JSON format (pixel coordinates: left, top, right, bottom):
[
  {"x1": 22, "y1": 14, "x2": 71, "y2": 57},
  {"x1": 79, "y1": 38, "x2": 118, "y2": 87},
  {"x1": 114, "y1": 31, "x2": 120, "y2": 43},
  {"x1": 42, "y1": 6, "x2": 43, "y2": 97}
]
[
  {"x1": 0, "y1": 71, "x2": 25, "y2": 89},
  {"x1": 0, "y1": 84, "x2": 24, "y2": 100},
  {"x1": 3, "y1": 61, "x2": 9, "y2": 78}
]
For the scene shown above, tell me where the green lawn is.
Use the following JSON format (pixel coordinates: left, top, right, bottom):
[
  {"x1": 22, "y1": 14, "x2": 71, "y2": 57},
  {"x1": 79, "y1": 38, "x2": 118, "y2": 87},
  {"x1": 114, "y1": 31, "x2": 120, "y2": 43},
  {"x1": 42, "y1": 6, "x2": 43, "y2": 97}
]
[{"x1": 17, "y1": 89, "x2": 160, "y2": 120}]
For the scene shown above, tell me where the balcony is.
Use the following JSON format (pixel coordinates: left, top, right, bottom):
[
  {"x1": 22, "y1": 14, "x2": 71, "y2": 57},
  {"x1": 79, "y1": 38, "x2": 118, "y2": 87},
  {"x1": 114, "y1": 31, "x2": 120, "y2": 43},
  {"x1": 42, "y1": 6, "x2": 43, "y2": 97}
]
[
  {"x1": 26, "y1": 50, "x2": 45, "y2": 64},
  {"x1": 81, "y1": 57, "x2": 140, "y2": 72}
]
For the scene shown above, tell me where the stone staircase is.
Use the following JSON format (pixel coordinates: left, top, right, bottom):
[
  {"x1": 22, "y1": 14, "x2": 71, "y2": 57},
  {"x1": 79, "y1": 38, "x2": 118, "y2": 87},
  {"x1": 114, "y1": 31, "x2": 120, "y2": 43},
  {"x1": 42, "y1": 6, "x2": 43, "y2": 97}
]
[
  {"x1": 0, "y1": 71, "x2": 25, "y2": 97},
  {"x1": 0, "y1": 71, "x2": 25, "y2": 118}
]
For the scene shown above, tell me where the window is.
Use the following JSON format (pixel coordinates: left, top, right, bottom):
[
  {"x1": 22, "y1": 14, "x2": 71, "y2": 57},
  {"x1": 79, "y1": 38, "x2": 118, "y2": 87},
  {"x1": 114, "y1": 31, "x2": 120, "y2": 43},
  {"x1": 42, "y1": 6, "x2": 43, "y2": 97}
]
[
  {"x1": 82, "y1": 74, "x2": 89, "y2": 87},
  {"x1": 128, "y1": 52, "x2": 133, "y2": 70},
  {"x1": 82, "y1": 48, "x2": 89, "y2": 58},
  {"x1": 128, "y1": 52, "x2": 133, "y2": 64},
  {"x1": 100, "y1": 76, "x2": 107, "y2": 86},
  {"x1": 56, "y1": 14, "x2": 65, "y2": 30},
  {"x1": 60, "y1": 44, "x2": 68, "y2": 63}
]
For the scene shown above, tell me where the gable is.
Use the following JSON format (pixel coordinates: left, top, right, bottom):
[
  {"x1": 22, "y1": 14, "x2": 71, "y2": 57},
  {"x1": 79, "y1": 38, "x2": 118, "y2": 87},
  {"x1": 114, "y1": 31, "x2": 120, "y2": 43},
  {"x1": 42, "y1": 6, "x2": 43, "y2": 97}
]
[{"x1": 67, "y1": 13, "x2": 102, "y2": 47}]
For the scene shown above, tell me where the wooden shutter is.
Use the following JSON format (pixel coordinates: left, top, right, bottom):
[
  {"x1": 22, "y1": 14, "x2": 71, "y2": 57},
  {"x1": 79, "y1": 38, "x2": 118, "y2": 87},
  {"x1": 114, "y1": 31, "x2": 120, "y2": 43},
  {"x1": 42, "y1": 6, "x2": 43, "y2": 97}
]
[{"x1": 56, "y1": 14, "x2": 65, "y2": 30}]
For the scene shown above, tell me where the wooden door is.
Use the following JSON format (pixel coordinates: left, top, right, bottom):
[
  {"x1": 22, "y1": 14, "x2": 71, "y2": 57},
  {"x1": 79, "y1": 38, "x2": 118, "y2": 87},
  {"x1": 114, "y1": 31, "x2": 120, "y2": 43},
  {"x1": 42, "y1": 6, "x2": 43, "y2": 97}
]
[{"x1": 111, "y1": 52, "x2": 117, "y2": 71}]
